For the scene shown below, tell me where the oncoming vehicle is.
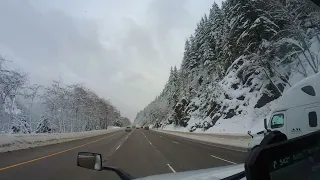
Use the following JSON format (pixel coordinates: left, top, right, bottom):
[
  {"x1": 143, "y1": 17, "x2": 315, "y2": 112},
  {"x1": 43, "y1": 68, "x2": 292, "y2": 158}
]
[
  {"x1": 144, "y1": 126, "x2": 149, "y2": 130},
  {"x1": 248, "y1": 73, "x2": 320, "y2": 151},
  {"x1": 125, "y1": 126, "x2": 131, "y2": 132}
]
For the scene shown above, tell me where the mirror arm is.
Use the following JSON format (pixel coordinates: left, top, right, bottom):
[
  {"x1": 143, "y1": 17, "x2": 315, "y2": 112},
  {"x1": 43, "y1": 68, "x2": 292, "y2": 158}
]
[
  {"x1": 103, "y1": 167, "x2": 135, "y2": 180},
  {"x1": 257, "y1": 130, "x2": 264, "y2": 135},
  {"x1": 263, "y1": 118, "x2": 271, "y2": 132}
]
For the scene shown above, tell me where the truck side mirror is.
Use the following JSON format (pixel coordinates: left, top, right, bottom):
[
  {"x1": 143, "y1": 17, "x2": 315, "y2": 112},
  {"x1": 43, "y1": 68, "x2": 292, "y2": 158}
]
[{"x1": 77, "y1": 152, "x2": 102, "y2": 171}]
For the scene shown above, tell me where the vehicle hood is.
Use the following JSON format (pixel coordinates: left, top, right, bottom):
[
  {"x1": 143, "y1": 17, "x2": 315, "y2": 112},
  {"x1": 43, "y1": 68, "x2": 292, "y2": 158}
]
[
  {"x1": 137, "y1": 164, "x2": 245, "y2": 180},
  {"x1": 248, "y1": 133, "x2": 264, "y2": 149}
]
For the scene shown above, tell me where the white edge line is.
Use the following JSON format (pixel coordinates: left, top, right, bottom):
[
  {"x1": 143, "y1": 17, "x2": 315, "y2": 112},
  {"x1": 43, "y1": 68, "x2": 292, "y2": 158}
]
[
  {"x1": 149, "y1": 141, "x2": 153, "y2": 146},
  {"x1": 141, "y1": 131, "x2": 148, "y2": 139},
  {"x1": 167, "y1": 164, "x2": 176, "y2": 173},
  {"x1": 203, "y1": 141, "x2": 246, "y2": 152},
  {"x1": 210, "y1": 155, "x2": 237, "y2": 165},
  {"x1": 116, "y1": 145, "x2": 121, "y2": 150},
  {"x1": 172, "y1": 141, "x2": 179, "y2": 144}
]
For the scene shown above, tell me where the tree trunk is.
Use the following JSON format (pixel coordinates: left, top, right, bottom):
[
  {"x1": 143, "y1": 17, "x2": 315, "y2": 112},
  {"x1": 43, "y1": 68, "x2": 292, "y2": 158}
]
[
  {"x1": 295, "y1": 54, "x2": 308, "y2": 77},
  {"x1": 263, "y1": 69, "x2": 283, "y2": 96},
  {"x1": 302, "y1": 51, "x2": 318, "y2": 73}
]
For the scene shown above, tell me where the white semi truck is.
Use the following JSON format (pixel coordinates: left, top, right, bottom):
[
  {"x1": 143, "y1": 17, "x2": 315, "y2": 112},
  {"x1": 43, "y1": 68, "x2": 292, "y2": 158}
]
[{"x1": 248, "y1": 73, "x2": 320, "y2": 150}]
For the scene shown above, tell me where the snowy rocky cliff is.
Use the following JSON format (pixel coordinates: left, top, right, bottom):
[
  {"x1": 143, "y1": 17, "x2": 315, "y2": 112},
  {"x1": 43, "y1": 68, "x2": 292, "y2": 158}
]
[{"x1": 134, "y1": 0, "x2": 320, "y2": 134}]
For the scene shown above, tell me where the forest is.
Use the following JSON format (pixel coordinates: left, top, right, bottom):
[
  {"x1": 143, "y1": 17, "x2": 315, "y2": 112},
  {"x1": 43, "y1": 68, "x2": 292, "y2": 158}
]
[
  {"x1": 0, "y1": 57, "x2": 130, "y2": 134},
  {"x1": 134, "y1": 0, "x2": 320, "y2": 133}
]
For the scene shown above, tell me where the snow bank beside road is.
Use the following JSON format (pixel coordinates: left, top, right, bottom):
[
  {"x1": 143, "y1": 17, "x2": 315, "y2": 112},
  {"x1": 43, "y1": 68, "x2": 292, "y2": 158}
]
[
  {"x1": 153, "y1": 129, "x2": 250, "y2": 151},
  {"x1": 0, "y1": 128, "x2": 122, "y2": 153}
]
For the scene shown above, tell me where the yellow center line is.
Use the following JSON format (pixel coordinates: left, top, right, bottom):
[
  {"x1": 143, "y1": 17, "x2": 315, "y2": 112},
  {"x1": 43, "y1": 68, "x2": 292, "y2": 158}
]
[{"x1": 0, "y1": 132, "x2": 121, "y2": 171}]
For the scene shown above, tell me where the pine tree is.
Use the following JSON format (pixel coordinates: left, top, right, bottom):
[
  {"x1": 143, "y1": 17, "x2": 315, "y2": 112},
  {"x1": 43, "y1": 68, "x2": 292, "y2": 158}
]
[
  {"x1": 262, "y1": 0, "x2": 319, "y2": 74},
  {"x1": 181, "y1": 39, "x2": 191, "y2": 70},
  {"x1": 35, "y1": 117, "x2": 52, "y2": 133},
  {"x1": 11, "y1": 112, "x2": 31, "y2": 134},
  {"x1": 207, "y1": 2, "x2": 224, "y2": 78}
]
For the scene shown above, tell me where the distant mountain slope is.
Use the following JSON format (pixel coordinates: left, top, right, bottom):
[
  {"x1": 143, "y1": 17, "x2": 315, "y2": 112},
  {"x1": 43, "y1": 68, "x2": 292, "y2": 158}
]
[{"x1": 134, "y1": 0, "x2": 320, "y2": 133}]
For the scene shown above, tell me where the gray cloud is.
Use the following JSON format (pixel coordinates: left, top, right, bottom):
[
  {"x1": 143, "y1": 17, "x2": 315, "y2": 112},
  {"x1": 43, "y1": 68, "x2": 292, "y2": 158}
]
[
  {"x1": 0, "y1": 0, "x2": 220, "y2": 120},
  {"x1": 0, "y1": 1, "x2": 119, "y2": 85}
]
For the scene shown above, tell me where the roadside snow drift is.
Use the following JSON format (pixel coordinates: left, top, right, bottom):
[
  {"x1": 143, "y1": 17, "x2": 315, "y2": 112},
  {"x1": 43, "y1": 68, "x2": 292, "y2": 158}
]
[
  {"x1": 0, "y1": 128, "x2": 122, "y2": 153},
  {"x1": 153, "y1": 129, "x2": 250, "y2": 150}
]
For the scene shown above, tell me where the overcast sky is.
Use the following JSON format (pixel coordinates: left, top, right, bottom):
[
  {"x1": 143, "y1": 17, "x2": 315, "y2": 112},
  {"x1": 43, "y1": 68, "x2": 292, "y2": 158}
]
[{"x1": 0, "y1": 0, "x2": 221, "y2": 121}]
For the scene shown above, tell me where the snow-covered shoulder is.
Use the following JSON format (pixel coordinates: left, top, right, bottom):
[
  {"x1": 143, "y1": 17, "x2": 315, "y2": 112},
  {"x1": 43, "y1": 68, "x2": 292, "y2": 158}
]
[{"x1": 0, "y1": 128, "x2": 122, "y2": 153}]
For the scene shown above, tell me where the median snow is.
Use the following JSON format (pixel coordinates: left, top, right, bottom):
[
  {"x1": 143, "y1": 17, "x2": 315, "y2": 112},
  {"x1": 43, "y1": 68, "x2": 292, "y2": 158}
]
[
  {"x1": 0, "y1": 127, "x2": 122, "y2": 153},
  {"x1": 153, "y1": 129, "x2": 250, "y2": 151}
]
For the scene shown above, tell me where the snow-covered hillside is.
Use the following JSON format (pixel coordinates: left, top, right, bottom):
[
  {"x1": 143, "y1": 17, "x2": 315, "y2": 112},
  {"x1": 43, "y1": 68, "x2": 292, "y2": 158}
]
[{"x1": 134, "y1": 0, "x2": 320, "y2": 134}]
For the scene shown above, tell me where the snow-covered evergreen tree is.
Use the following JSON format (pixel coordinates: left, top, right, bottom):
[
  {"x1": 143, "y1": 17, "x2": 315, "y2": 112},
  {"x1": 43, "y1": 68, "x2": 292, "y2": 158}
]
[
  {"x1": 35, "y1": 117, "x2": 52, "y2": 133},
  {"x1": 11, "y1": 112, "x2": 31, "y2": 134}
]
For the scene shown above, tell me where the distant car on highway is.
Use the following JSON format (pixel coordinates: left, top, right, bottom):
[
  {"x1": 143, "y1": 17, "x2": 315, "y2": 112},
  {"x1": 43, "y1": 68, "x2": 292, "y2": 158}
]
[
  {"x1": 125, "y1": 126, "x2": 131, "y2": 132},
  {"x1": 144, "y1": 126, "x2": 149, "y2": 130}
]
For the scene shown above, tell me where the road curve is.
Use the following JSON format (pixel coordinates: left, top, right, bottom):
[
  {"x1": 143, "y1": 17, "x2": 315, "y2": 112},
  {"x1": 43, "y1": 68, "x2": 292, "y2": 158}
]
[{"x1": 0, "y1": 129, "x2": 247, "y2": 180}]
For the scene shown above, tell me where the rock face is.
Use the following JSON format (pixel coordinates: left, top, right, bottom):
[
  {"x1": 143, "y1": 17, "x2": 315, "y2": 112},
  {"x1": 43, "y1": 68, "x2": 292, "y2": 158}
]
[
  {"x1": 134, "y1": 0, "x2": 320, "y2": 133},
  {"x1": 171, "y1": 56, "x2": 287, "y2": 133}
]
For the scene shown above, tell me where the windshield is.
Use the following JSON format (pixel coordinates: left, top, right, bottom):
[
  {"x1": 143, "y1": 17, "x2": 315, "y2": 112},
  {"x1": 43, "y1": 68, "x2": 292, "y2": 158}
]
[
  {"x1": 0, "y1": 0, "x2": 319, "y2": 180},
  {"x1": 271, "y1": 114, "x2": 285, "y2": 129}
]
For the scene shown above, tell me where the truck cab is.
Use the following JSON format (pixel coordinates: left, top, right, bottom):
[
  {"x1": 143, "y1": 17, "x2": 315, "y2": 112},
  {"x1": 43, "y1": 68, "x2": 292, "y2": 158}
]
[{"x1": 248, "y1": 73, "x2": 320, "y2": 150}]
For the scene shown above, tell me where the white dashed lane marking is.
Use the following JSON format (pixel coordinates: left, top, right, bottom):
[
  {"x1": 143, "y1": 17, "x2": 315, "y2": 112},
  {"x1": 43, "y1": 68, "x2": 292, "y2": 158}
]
[
  {"x1": 167, "y1": 164, "x2": 176, "y2": 173},
  {"x1": 210, "y1": 155, "x2": 237, "y2": 164}
]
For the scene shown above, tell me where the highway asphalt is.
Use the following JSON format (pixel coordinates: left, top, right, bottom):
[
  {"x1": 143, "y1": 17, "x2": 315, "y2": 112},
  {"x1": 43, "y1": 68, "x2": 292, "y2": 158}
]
[{"x1": 0, "y1": 129, "x2": 247, "y2": 180}]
